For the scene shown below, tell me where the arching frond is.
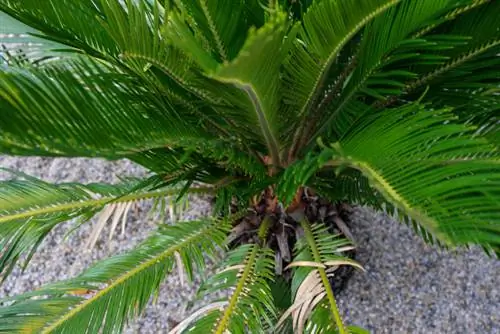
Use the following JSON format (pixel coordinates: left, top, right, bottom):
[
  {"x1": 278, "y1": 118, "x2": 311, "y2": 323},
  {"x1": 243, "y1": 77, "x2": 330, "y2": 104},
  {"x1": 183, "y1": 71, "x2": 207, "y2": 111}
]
[
  {"x1": 303, "y1": 0, "x2": 500, "y2": 151},
  {"x1": 0, "y1": 170, "x2": 213, "y2": 282},
  {"x1": 0, "y1": 218, "x2": 230, "y2": 333},
  {"x1": 179, "y1": 244, "x2": 277, "y2": 334},
  {"x1": 0, "y1": 58, "x2": 211, "y2": 158},
  {"x1": 327, "y1": 104, "x2": 500, "y2": 252},
  {"x1": 167, "y1": 0, "x2": 263, "y2": 62},
  {"x1": 279, "y1": 102, "x2": 500, "y2": 253},
  {"x1": 312, "y1": 169, "x2": 385, "y2": 210},
  {"x1": 284, "y1": 0, "x2": 400, "y2": 156},
  {"x1": 306, "y1": 0, "x2": 453, "y2": 144},
  {"x1": 204, "y1": 11, "x2": 291, "y2": 167},
  {"x1": 278, "y1": 221, "x2": 361, "y2": 334},
  {"x1": 0, "y1": 1, "x2": 119, "y2": 60}
]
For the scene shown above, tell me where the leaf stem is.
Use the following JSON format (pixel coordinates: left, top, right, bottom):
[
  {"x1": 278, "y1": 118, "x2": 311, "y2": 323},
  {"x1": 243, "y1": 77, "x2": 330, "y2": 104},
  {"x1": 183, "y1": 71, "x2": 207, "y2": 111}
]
[
  {"x1": 300, "y1": 220, "x2": 346, "y2": 334},
  {"x1": 41, "y1": 220, "x2": 224, "y2": 334},
  {"x1": 0, "y1": 186, "x2": 214, "y2": 224},
  {"x1": 214, "y1": 245, "x2": 258, "y2": 334}
]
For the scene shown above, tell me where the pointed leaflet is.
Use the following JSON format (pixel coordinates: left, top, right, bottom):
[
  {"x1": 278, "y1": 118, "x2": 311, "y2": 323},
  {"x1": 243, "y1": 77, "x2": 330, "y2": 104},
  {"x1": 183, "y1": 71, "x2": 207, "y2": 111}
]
[
  {"x1": 183, "y1": 244, "x2": 277, "y2": 334},
  {"x1": 309, "y1": 0, "x2": 454, "y2": 143},
  {"x1": 328, "y1": 103, "x2": 500, "y2": 251},
  {"x1": 283, "y1": 0, "x2": 401, "y2": 117},
  {"x1": 0, "y1": 172, "x2": 209, "y2": 282},
  {"x1": 0, "y1": 59, "x2": 207, "y2": 158},
  {"x1": 0, "y1": 219, "x2": 230, "y2": 333},
  {"x1": 207, "y1": 11, "x2": 290, "y2": 167}
]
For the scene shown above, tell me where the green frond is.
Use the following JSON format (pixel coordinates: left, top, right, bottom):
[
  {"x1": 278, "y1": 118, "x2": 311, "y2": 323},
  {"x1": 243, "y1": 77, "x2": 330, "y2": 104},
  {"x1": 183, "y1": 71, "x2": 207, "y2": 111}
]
[
  {"x1": 426, "y1": 88, "x2": 500, "y2": 150},
  {"x1": 0, "y1": 170, "x2": 213, "y2": 282},
  {"x1": 0, "y1": 218, "x2": 230, "y2": 333},
  {"x1": 0, "y1": 1, "x2": 119, "y2": 60},
  {"x1": 0, "y1": 58, "x2": 211, "y2": 158},
  {"x1": 312, "y1": 169, "x2": 385, "y2": 210},
  {"x1": 283, "y1": 0, "x2": 400, "y2": 118},
  {"x1": 158, "y1": 137, "x2": 268, "y2": 178},
  {"x1": 181, "y1": 244, "x2": 277, "y2": 334},
  {"x1": 298, "y1": 0, "x2": 499, "y2": 151},
  {"x1": 283, "y1": 0, "x2": 401, "y2": 158},
  {"x1": 306, "y1": 301, "x2": 370, "y2": 334},
  {"x1": 279, "y1": 221, "x2": 360, "y2": 334},
  {"x1": 326, "y1": 103, "x2": 500, "y2": 251},
  {"x1": 204, "y1": 11, "x2": 291, "y2": 168},
  {"x1": 169, "y1": 0, "x2": 260, "y2": 62},
  {"x1": 164, "y1": 0, "x2": 265, "y2": 71},
  {"x1": 279, "y1": 101, "x2": 499, "y2": 253},
  {"x1": 308, "y1": 0, "x2": 453, "y2": 143}
]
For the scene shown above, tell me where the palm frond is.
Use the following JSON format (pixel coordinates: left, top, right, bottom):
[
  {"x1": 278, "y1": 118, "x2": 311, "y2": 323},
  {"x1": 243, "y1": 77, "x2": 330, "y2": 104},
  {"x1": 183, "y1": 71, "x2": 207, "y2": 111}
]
[
  {"x1": 307, "y1": 0, "x2": 454, "y2": 143},
  {"x1": 0, "y1": 1, "x2": 118, "y2": 60},
  {"x1": 325, "y1": 103, "x2": 500, "y2": 252},
  {"x1": 168, "y1": 0, "x2": 263, "y2": 62},
  {"x1": 312, "y1": 169, "x2": 385, "y2": 210},
  {"x1": 0, "y1": 170, "x2": 213, "y2": 282},
  {"x1": 0, "y1": 58, "x2": 212, "y2": 158},
  {"x1": 278, "y1": 221, "x2": 361, "y2": 334},
  {"x1": 202, "y1": 11, "x2": 291, "y2": 168},
  {"x1": 179, "y1": 244, "x2": 277, "y2": 334},
  {"x1": 0, "y1": 218, "x2": 230, "y2": 333},
  {"x1": 279, "y1": 101, "x2": 499, "y2": 253},
  {"x1": 284, "y1": 0, "x2": 400, "y2": 156},
  {"x1": 301, "y1": 0, "x2": 499, "y2": 152}
]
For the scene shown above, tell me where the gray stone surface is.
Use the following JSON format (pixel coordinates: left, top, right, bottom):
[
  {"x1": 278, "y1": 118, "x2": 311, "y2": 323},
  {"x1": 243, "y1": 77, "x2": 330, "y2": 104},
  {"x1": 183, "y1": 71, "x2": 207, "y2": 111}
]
[{"x1": 0, "y1": 156, "x2": 499, "y2": 333}]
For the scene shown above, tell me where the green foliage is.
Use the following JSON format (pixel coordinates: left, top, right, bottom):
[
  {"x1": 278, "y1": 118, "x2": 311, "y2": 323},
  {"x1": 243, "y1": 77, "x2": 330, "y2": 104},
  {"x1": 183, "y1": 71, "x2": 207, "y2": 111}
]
[
  {"x1": 279, "y1": 221, "x2": 361, "y2": 334},
  {"x1": 0, "y1": 0, "x2": 499, "y2": 332},
  {"x1": 278, "y1": 103, "x2": 499, "y2": 252},
  {"x1": 0, "y1": 170, "x2": 211, "y2": 282},
  {"x1": 183, "y1": 244, "x2": 277, "y2": 334},
  {"x1": 0, "y1": 218, "x2": 230, "y2": 333}
]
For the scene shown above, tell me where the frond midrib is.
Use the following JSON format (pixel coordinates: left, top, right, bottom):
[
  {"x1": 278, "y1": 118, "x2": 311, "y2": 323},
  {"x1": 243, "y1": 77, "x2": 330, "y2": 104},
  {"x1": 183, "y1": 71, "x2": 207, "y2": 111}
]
[
  {"x1": 325, "y1": 158, "x2": 450, "y2": 243},
  {"x1": 40, "y1": 221, "x2": 220, "y2": 334},
  {"x1": 405, "y1": 38, "x2": 500, "y2": 92},
  {"x1": 300, "y1": 221, "x2": 346, "y2": 334},
  {"x1": 299, "y1": 0, "x2": 401, "y2": 118},
  {"x1": 0, "y1": 186, "x2": 212, "y2": 224},
  {"x1": 414, "y1": 0, "x2": 491, "y2": 38},
  {"x1": 213, "y1": 245, "x2": 258, "y2": 334},
  {"x1": 199, "y1": 0, "x2": 227, "y2": 61}
]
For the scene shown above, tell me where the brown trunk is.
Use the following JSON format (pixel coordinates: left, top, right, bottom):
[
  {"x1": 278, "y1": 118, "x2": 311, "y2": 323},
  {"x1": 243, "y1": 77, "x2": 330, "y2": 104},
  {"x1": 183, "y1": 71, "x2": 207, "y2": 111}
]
[{"x1": 227, "y1": 187, "x2": 357, "y2": 294}]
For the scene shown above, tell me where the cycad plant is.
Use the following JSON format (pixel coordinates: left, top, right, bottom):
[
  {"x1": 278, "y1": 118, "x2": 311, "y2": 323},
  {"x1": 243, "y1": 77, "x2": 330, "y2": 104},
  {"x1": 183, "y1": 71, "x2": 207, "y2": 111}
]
[{"x1": 0, "y1": 0, "x2": 498, "y2": 333}]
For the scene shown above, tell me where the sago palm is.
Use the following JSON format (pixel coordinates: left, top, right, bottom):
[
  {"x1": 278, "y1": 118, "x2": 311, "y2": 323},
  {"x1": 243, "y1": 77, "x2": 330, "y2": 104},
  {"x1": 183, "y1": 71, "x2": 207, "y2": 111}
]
[{"x1": 0, "y1": 0, "x2": 498, "y2": 333}]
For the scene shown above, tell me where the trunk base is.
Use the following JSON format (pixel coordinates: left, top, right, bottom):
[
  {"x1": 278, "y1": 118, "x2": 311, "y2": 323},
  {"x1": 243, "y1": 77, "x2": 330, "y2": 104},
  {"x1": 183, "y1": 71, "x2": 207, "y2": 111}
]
[{"x1": 226, "y1": 189, "x2": 356, "y2": 295}]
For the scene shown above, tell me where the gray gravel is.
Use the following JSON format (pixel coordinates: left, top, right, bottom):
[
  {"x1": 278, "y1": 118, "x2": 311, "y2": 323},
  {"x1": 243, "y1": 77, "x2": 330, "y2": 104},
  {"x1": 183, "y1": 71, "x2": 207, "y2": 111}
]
[{"x1": 0, "y1": 156, "x2": 499, "y2": 333}]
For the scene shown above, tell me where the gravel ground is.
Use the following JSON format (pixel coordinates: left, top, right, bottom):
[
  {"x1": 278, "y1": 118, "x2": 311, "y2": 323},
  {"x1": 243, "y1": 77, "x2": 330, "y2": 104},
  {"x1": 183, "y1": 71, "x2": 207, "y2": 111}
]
[{"x1": 0, "y1": 156, "x2": 499, "y2": 333}]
